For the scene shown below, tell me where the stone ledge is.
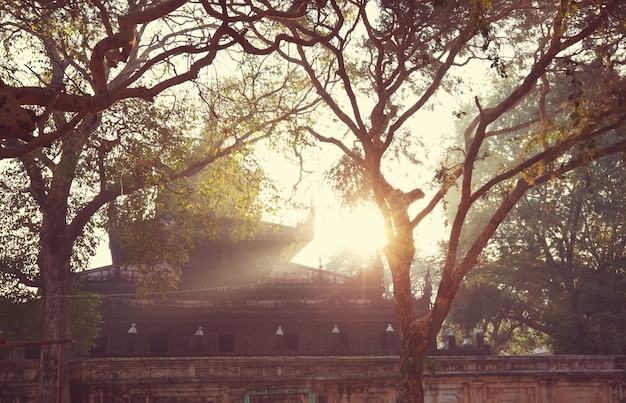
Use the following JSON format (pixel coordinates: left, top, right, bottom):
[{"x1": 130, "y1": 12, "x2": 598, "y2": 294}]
[
  {"x1": 1, "y1": 355, "x2": 625, "y2": 403},
  {"x1": 3, "y1": 355, "x2": 626, "y2": 382}
]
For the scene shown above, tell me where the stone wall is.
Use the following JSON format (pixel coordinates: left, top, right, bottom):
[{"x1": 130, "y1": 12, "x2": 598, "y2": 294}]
[{"x1": 1, "y1": 355, "x2": 624, "y2": 402}]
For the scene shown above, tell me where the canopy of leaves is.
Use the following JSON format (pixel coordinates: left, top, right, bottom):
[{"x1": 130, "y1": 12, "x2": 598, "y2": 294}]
[
  {"x1": 0, "y1": 28, "x2": 319, "y2": 284},
  {"x1": 0, "y1": 0, "x2": 344, "y2": 158},
  {"x1": 447, "y1": 154, "x2": 626, "y2": 354},
  {"x1": 325, "y1": 151, "x2": 373, "y2": 208},
  {"x1": 109, "y1": 148, "x2": 269, "y2": 295}
]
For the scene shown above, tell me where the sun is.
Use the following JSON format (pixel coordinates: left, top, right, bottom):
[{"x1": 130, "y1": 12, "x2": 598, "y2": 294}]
[
  {"x1": 294, "y1": 204, "x2": 387, "y2": 266},
  {"x1": 336, "y1": 205, "x2": 387, "y2": 253}
]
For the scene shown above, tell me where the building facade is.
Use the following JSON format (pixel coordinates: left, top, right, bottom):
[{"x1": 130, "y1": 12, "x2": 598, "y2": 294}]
[{"x1": 77, "y1": 220, "x2": 432, "y2": 357}]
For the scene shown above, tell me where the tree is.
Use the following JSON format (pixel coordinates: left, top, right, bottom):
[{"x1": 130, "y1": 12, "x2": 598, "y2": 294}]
[
  {"x1": 448, "y1": 153, "x2": 626, "y2": 354},
  {"x1": 0, "y1": 289, "x2": 103, "y2": 358},
  {"x1": 0, "y1": 1, "x2": 338, "y2": 400},
  {"x1": 272, "y1": 1, "x2": 626, "y2": 400},
  {"x1": 0, "y1": 0, "x2": 343, "y2": 158},
  {"x1": 445, "y1": 268, "x2": 551, "y2": 355},
  {"x1": 0, "y1": 77, "x2": 316, "y2": 401},
  {"x1": 108, "y1": 152, "x2": 271, "y2": 296}
]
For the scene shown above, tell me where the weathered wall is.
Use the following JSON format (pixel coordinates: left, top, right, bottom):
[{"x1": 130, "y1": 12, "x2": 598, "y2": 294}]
[{"x1": 1, "y1": 355, "x2": 624, "y2": 403}]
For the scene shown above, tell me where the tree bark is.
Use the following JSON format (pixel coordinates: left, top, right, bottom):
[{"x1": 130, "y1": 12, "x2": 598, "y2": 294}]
[
  {"x1": 35, "y1": 213, "x2": 73, "y2": 403},
  {"x1": 398, "y1": 331, "x2": 426, "y2": 403},
  {"x1": 27, "y1": 130, "x2": 86, "y2": 403},
  {"x1": 385, "y1": 233, "x2": 430, "y2": 402}
]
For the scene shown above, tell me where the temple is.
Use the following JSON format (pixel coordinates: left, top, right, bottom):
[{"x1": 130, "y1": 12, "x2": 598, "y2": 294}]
[{"x1": 77, "y1": 217, "x2": 484, "y2": 357}]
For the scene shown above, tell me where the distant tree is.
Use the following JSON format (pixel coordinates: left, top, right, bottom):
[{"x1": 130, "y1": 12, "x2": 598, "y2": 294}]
[
  {"x1": 445, "y1": 270, "x2": 551, "y2": 355},
  {"x1": 272, "y1": 1, "x2": 626, "y2": 400},
  {"x1": 0, "y1": 285, "x2": 102, "y2": 359},
  {"x1": 324, "y1": 247, "x2": 377, "y2": 275},
  {"x1": 448, "y1": 153, "x2": 626, "y2": 355},
  {"x1": 0, "y1": 288, "x2": 43, "y2": 359}
]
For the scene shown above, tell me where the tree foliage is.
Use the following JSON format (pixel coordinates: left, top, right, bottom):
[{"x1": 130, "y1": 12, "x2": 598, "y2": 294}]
[
  {"x1": 109, "y1": 150, "x2": 270, "y2": 295},
  {"x1": 448, "y1": 154, "x2": 626, "y2": 355},
  {"x1": 0, "y1": 0, "x2": 344, "y2": 158},
  {"x1": 0, "y1": 287, "x2": 102, "y2": 358}
]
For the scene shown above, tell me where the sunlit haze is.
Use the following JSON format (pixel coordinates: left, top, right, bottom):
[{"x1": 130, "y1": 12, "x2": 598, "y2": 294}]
[
  {"x1": 90, "y1": 109, "x2": 452, "y2": 270},
  {"x1": 292, "y1": 204, "x2": 387, "y2": 267}
]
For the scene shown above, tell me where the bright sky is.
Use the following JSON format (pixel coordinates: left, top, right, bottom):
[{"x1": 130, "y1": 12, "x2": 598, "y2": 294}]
[{"x1": 289, "y1": 202, "x2": 448, "y2": 266}]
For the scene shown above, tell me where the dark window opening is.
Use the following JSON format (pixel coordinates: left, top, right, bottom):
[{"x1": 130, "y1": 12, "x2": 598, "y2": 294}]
[
  {"x1": 218, "y1": 334, "x2": 235, "y2": 353},
  {"x1": 284, "y1": 333, "x2": 298, "y2": 351},
  {"x1": 381, "y1": 330, "x2": 398, "y2": 351},
  {"x1": 339, "y1": 332, "x2": 349, "y2": 347},
  {"x1": 150, "y1": 333, "x2": 169, "y2": 353},
  {"x1": 91, "y1": 334, "x2": 108, "y2": 355},
  {"x1": 24, "y1": 346, "x2": 41, "y2": 359},
  {"x1": 329, "y1": 331, "x2": 348, "y2": 352}
]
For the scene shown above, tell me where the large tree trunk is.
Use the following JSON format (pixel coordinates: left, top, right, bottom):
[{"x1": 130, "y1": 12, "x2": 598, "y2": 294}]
[
  {"x1": 385, "y1": 236, "x2": 430, "y2": 403},
  {"x1": 398, "y1": 342, "x2": 426, "y2": 403},
  {"x1": 35, "y1": 211, "x2": 73, "y2": 402},
  {"x1": 22, "y1": 117, "x2": 99, "y2": 403}
]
